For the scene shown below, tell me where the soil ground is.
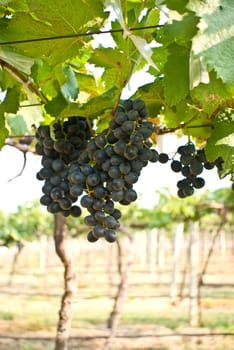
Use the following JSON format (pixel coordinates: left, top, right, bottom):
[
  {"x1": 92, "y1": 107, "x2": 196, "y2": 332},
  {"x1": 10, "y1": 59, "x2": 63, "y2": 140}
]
[{"x1": 0, "y1": 237, "x2": 234, "y2": 350}]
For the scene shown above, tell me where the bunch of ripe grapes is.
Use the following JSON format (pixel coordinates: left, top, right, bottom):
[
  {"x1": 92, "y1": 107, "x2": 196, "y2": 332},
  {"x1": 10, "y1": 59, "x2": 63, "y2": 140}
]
[{"x1": 35, "y1": 99, "x2": 227, "y2": 243}]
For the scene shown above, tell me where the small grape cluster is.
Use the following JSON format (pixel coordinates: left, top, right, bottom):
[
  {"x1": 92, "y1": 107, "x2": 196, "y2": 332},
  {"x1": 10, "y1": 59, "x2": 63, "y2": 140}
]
[
  {"x1": 66, "y1": 99, "x2": 158, "y2": 242},
  {"x1": 35, "y1": 117, "x2": 92, "y2": 217},
  {"x1": 65, "y1": 161, "x2": 121, "y2": 242},
  {"x1": 168, "y1": 142, "x2": 223, "y2": 198}
]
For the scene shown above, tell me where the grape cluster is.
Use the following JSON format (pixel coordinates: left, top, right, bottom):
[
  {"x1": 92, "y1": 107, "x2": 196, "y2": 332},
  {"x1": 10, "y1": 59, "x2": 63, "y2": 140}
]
[
  {"x1": 169, "y1": 142, "x2": 224, "y2": 198},
  {"x1": 35, "y1": 100, "x2": 157, "y2": 243},
  {"x1": 36, "y1": 101, "x2": 227, "y2": 243},
  {"x1": 66, "y1": 99, "x2": 157, "y2": 242},
  {"x1": 35, "y1": 117, "x2": 92, "y2": 217}
]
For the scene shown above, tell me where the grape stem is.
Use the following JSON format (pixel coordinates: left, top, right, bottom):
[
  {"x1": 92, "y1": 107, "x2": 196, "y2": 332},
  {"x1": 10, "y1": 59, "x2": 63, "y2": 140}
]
[
  {"x1": 155, "y1": 124, "x2": 214, "y2": 135},
  {"x1": 0, "y1": 59, "x2": 48, "y2": 104}
]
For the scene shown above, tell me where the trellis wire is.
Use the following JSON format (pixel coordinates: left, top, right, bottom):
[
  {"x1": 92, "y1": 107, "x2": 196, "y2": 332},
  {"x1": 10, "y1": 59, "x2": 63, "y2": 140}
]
[{"x1": 0, "y1": 25, "x2": 162, "y2": 46}]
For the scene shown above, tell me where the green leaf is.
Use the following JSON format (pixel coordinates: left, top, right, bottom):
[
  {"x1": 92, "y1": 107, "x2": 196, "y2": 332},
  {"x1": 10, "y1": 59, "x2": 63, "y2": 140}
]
[
  {"x1": 61, "y1": 65, "x2": 79, "y2": 101},
  {"x1": 132, "y1": 80, "x2": 164, "y2": 117},
  {"x1": 78, "y1": 87, "x2": 118, "y2": 117},
  {"x1": 31, "y1": 60, "x2": 70, "y2": 100},
  {"x1": 63, "y1": 88, "x2": 118, "y2": 118},
  {"x1": 164, "y1": 12, "x2": 198, "y2": 45},
  {"x1": 18, "y1": 100, "x2": 44, "y2": 131},
  {"x1": 130, "y1": 34, "x2": 159, "y2": 71},
  {"x1": 150, "y1": 46, "x2": 168, "y2": 76},
  {"x1": 45, "y1": 91, "x2": 68, "y2": 117},
  {"x1": 0, "y1": 66, "x2": 18, "y2": 90},
  {"x1": 0, "y1": 48, "x2": 34, "y2": 75},
  {"x1": 6, "y1": 113, "x2": 28, "y2": 135},
  {"x1": 102, "y1": 67, "x2": 123, "y2": 90},
  {"x1": 189, "y1": 51, "x2": 209, "y2": 89},
  {"x1": 89, "y1": 47, "x2": 131, "y2": 92},
  {"x1": 163, "y1": 100, "x2": 213, "y2": 140},
  {"x1": 0, "y1": 85, "x2": 20, "y2": 113},
  {"x1": 3, "y1": 0, "x2": 29, "y2": 11},
  {"x1": 206, "y1": 111, "x2": 234, "y2": 178},
  {"x1": 164, "y1": 44, "x2": 190, "y2": 105},
  {"x1": 0, "y1": 113, "x2": 8, "y2": 149},
  {"x1": 89, "y1": 48, "x2": 123, "y2": 69},
  {"x1": 31, "y1": 59, "x2": 57, "y2": 97},
  {"x1": 191, "y1": 71, "x2": 233, "y2": 114},
  {"x1": 191, "y1": 0, "x2": 234, "y2": 84},
  {"x1": 163, "y1": 0, "x2": 189, "y2": 14},
  {"x1": 75, "y1": 72, "x2": 103, "y2": 98},
  {"x1": 0, "y1": 0, "x2": 107, "y2": 64}
]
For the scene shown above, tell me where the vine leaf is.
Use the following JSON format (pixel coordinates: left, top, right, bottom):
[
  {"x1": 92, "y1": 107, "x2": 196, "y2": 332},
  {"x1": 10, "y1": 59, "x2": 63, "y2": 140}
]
[
  {"x1": 206, "y1": 112, "x2": 234, "y2": 179},
  {"x1": 164, "y1": 0, "x2": 189, "y2": 14},
  {"x1": 164, "y1": 44, "x2": 190, "y2": 106},
  {"x1": 189, "y1": 51, "x2": 209, "y2": 89},
  {"x1": 190, "y1": 71, "x2": 233, "y2": 115},
  {"x1": 164, "y1": 12, "x2": 198, "y2": 45},
  {"x1": 191, "y1": 0, "x2": 234, "y2": 84},
  {"x1": 0, "y1": 114, "x2": 8, "y2": 150},
  {"x1": 0, "y1": 85, "x2": 21, "y2": 149},
  {"x1": 132, "y1": 80, "x2": 164, "y2": 117},
  {"x1": 78, "y1": 88, "x2": 118, "y2": 118},
  {"x1": 45, "y1": 91, "x2": 68, "y2": 117},
  {"x1": 105, "y1": 0, "x2": 158, "y2": 70},
  {"x1": 0, "y1": 0, "x2": 107, "y2": 64},
  {"x1": 0, "y1": 48, "x2": 34, "y2": 75},
  {"x1": 61, "y1": 65, "x2": 79, "y2": 101},
  {"x1": 89, "y1": 48, "x2": 123, "y2": 69},
  {"x1": 6, "y1": 114, "x2": 28, "y2": 135},
  {"x1": 44, "y1": 65, "x2": 79, "y2": 117}
]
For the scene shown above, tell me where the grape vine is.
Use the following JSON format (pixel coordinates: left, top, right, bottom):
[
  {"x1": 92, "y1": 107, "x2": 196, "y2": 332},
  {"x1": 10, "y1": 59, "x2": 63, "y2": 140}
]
[{"x1": 35, "y1": 99, "x2": 231, "y2": 243}]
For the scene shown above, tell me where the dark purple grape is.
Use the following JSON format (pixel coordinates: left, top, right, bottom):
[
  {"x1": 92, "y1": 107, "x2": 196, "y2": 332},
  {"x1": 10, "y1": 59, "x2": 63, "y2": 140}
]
[
  {"x1": 190, "y1": 159, "x2": 203, "y2": 176},
  {"x1": 150, "y1": 149, "x2": 159, "y2": 163},
  {"x1": 40, "y1": 195, "x2": 52, "y2": 206},
  {"x1": 114, "y1": 112, "x2": 127, "y2": 125},
  {"x1": 50, "y1": 187, "x2": 63, "y2": 200},
  {"x1": 87, "y1": 231, "x2": 98, "y2": 242},
  {"x1": 124, "y1": 188, "x2": 137, "y2": 202},
  {"x1": 105, "y1": 229, "x2": 117, "y2": 243},
  {"x1": 93, "y1": 224, "x2": 105, "y2": 238},
  {"x1": 112, "y1": 190, "x2": 124, "y2": 202},
  {"x1": 132, "y1": 99, "x2": 145, "y2": 112},
  {"x1": 86, "y1": 173, "x2": 101, "y2": 187},
  {"x1": 50, "y1": 175, "x2": 62, "y2": 186},
  {"x1": 180, "y1": 154, "x2": 193, "y2": 166},
  {"x1": 192, "y1": 177, "x2": 205, "y2": 189},
  {"x1": 84, "y1": 215, "x2": 97, "y2": 226},
  {"x1": 124, "y1": 145, "x2": 138, "y2": 160},
  {"x1": 52, "y1": 159, "x2": 64, "y2": 173},
  {"x1": 171, "y1": 160, "x2": 182, "y2": 172},
  {"x1": 59, "y1": 198, "x2": 72, "y2": 210},
  {"x1": 159, "y1": 153, "x2": 169, "y2": 163},
  {"x1": 104, "y1": 216, "x2": 120, "y2": 229},
  {"x1": 123, "y1": 99, "x2": 133, "y2": 111}
]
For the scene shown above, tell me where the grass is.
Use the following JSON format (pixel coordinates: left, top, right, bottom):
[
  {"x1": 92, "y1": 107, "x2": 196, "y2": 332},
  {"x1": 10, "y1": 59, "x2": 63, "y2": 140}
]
[
  {"x1": 202, "y1": 311, "x2": 234, "y2": 332},
  {"x1": 0, "y1": 311, "x2": 14, "y2": 321},
  {"x1": 21, "y1": 345, "x2": 46, "y2": 350},
  {"x1": 1, "y1": 292, "x2": 233, "y2": 333}
]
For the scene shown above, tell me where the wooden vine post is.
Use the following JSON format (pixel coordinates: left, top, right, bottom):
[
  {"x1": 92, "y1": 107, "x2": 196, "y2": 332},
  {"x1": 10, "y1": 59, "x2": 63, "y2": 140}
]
[{"x1": 53, "y1": 213, "x2": 77, "y2": 350}]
